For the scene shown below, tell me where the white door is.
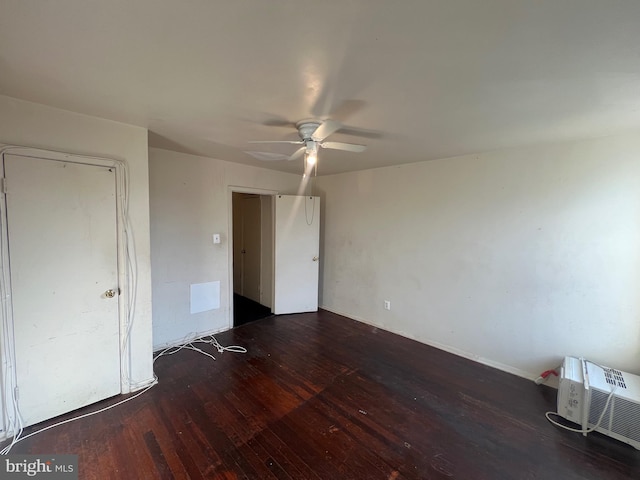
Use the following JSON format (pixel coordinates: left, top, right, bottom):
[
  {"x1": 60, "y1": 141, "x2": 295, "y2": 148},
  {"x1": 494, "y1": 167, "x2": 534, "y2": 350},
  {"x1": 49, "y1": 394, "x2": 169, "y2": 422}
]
[
  {"x1": 273, "y1": 195, "x2": 320, "y2": 314},
  {"x1": 4, "y1": 154, "x2": 121, "y2": 427}
]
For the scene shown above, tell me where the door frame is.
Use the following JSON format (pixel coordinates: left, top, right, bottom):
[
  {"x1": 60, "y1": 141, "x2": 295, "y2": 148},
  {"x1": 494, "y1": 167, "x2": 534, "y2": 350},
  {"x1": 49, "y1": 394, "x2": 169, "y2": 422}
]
[
  {"x1": 0, "y1": 146, "x2": 133, "y2": 438},
  {"x1": 228, "y1": 185, "x2": 278, "y2": 329}
]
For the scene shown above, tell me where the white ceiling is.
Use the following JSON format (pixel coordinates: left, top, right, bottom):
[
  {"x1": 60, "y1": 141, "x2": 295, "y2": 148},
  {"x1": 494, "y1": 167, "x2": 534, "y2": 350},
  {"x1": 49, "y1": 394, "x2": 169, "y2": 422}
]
[{"x1": 1, "y1": 1, "x2": 640, "y2": 176}]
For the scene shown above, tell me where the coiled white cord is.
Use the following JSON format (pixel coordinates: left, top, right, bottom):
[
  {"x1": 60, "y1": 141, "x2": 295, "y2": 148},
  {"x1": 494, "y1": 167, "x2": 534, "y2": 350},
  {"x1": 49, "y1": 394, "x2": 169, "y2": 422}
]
[
  {"x1": 1, "y1": 332, "x2": 246, "y2": 454},
  {"x1": 153, "y1": 334, "x2": 247, "y2": 364}
]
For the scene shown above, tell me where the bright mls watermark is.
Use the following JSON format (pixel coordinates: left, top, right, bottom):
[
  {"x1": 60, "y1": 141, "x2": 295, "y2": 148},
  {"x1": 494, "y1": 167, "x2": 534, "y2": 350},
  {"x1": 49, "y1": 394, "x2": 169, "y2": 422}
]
[{"x1": 1, "y1": 455, "x2": 77, "y2": 479}]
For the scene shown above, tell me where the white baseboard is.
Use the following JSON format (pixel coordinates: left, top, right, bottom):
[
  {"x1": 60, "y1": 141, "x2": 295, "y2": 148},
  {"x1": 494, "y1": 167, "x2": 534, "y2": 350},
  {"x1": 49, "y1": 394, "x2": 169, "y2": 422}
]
[
  {"x1": 129, "y1": 376, "x2": 158, "y2": 392},
  {"x1": 320, "y1": 305, "x2": 547, "y2": 385},
  {"x1": 152, "y1": 325, "x2": 230, "y2": 353}
]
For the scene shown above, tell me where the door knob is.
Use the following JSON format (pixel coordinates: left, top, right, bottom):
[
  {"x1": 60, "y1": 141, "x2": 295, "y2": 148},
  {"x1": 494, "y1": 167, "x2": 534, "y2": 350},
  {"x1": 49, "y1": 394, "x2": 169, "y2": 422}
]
[
  {"x1": 105, "y1": 289, "x2": 116, "y2": 298},
  {"x1": 312, "y1": 256, "x2": 319, "y2": 262}
]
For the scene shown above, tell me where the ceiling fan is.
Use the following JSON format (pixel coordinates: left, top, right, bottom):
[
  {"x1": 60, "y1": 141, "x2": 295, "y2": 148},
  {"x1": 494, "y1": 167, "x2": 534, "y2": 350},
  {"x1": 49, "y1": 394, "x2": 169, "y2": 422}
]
[{"x1": 246, "y1": 119, "x2": 367, "y2": 165}]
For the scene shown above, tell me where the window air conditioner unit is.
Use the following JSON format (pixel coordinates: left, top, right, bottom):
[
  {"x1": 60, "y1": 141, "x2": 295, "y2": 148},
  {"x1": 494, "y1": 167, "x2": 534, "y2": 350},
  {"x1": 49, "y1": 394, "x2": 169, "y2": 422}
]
[{"x1": 557, "y1": 356, "x2": 640, "y2": 450}]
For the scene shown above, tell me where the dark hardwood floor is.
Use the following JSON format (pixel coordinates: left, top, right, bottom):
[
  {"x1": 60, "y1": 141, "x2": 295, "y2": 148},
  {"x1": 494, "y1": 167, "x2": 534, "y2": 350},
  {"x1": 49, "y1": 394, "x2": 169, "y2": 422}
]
[{"x1": 5, "y1": 310, "x2": 640, "y2": 479}]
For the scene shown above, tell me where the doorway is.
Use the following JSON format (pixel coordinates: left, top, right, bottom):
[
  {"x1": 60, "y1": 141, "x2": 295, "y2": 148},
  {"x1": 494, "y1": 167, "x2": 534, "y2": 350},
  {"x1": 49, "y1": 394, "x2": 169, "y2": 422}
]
[{"x1": 232, "y1": 192, "x2": 273, "y2": 326}]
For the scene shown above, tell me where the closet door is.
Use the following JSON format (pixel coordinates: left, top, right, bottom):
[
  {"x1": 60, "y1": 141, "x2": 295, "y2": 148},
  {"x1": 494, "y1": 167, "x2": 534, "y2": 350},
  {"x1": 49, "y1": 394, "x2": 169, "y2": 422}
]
[{"x1": 5, "y1": 154, "x2": 121, "y2": 427}]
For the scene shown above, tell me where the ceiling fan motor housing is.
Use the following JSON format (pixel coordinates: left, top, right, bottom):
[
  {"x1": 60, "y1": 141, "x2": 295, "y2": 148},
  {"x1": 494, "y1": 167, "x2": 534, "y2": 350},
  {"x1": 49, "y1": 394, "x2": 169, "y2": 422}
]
[{"x1": 296, "y1": 121, "x2": 321, "y2": 141}]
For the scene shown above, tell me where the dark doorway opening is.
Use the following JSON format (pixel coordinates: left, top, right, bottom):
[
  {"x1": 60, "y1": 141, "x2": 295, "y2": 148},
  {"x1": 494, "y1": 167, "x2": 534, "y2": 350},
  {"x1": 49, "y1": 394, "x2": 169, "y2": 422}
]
[
  {"x1": 233, "y1": 294, "x2": 272, "y2": 327},
  {"x1": 232, "y1": 192, "x2": 273, "y2": 327}
]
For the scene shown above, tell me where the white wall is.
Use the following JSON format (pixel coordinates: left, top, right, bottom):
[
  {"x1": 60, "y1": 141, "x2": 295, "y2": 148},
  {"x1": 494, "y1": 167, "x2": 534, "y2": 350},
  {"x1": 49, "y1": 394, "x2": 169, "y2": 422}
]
[
  {"x1": 148, "y1": 148, "x2": 301, "y2": 348},
  {"x1": 315, "y1": 131, "x2": 640, "y2": 379},
  {"x1": 0, "y1": 95, "x2": 154, "y2": 388}
]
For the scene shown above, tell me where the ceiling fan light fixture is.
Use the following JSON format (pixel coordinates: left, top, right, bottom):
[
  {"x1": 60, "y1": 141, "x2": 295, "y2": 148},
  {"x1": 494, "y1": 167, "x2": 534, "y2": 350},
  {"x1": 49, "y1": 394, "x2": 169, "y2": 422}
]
[
  {"x1": 305, "y1": 151, "x2": 317, "y2": 166},
  {"x1": 303, "y1": 141, "x2": 318, "y2": 177},
  {"x1": 305, "y1": 141, "x2": 318, "y2": 165}
]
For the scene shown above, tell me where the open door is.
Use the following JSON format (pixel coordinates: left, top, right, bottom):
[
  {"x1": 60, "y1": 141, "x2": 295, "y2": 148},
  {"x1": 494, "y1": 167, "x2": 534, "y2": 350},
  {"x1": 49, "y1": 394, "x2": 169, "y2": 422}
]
[{"x1": 273, "y1": 195, "x2": 320, "y2": 314}]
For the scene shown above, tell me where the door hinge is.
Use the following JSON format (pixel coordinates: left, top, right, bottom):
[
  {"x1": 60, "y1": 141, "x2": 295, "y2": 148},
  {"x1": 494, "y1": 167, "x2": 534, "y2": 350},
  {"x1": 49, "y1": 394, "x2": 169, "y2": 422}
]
[{"x1": 1, "y1": 178, "x2": 6, "y2": 194}]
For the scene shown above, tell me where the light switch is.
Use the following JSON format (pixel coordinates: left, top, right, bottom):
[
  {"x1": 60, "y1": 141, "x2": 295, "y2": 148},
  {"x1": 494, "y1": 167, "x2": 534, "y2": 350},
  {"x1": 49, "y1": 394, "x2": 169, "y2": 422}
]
[{"x1": 213, "y1": 234, "x2": 221, "y2": 244}]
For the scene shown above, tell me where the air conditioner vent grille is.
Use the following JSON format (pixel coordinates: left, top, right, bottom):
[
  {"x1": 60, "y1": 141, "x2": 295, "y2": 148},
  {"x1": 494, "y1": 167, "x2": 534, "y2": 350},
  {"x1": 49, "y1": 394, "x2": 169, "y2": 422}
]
[
  {"x1": 604, "y1": 368, "x2": 627, "y2": 389},
  {"x1": 611, "y1": 397, "x2": 640, "y2": 442},
  {"x1": 589, "y1": 391, "x2": 640, "y2": 443},
  {"x1": 589, "y1": 390, "x2": 612, "y2": 427}
]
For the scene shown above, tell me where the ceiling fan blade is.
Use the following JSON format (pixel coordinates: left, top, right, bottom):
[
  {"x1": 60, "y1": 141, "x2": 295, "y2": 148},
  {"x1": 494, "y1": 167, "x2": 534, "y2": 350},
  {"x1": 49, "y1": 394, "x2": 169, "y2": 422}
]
[
  {"x1": 245, "y1": 151, "x2": 290, "y2": 161},
  {"x1": 248, "y1": 140, "x2": 304, "y2": 145},
  {"x1": 321, "y1": 141, "x2": 367, "y2": 153},
  {"x1": 263, "y1": 118, "x2": 296, "y2": 128},
  {"x1": 288, "y1": 147, "x2": 306, "y2": 161},
  {"x1": 311, "y1": 120, "x2": 342, "y2": 142}
]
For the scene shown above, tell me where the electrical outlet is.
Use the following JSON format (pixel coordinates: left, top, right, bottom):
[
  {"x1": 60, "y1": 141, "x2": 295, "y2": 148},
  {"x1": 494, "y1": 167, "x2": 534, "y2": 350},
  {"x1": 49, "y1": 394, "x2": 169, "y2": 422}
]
[{"x1": 384, "y1": 300, "x2": 391, "y2": 310}]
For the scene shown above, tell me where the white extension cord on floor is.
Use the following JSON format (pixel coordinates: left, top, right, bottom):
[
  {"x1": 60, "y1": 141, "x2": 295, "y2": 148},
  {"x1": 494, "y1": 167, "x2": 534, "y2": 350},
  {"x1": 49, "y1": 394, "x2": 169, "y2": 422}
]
[{"x1": 0, "y1": 333, "x2": 247, "y2": 454}]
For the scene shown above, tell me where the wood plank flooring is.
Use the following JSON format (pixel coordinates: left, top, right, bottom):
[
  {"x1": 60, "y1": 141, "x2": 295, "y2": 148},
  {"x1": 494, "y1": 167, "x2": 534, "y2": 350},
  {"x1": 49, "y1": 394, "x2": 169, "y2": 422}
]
[{"x1": 5, "y1": 310, "x2": 640, "y2": 479}]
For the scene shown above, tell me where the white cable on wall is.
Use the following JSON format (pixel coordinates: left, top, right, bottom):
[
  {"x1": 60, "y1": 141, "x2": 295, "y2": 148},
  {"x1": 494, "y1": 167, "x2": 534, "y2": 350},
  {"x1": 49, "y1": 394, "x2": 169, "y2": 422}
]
[
  {"x1": 0, "y1": 146, "x2": 28, "y2": 454},
  {"x1": 0, "y1": 145, "x2": 247, "y2": 454},
  {"x1": 118, "y1": 160, "x2": 139, "y2": 386},
  {"x1": 0, "y1": 146, "x2": 135, "y2": 453},
  {"x1": 304, "y1": 195, "x2": 316, "y2": 226}
]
